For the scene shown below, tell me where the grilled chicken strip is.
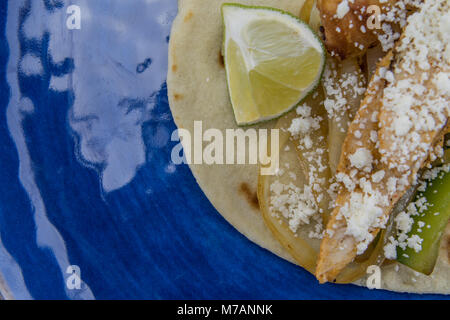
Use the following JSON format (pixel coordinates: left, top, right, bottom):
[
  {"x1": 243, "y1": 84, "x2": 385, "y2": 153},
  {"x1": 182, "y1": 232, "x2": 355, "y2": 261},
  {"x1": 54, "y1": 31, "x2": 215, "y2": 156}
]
[{"x1": 317, "y1": 0, "x2": 420, "y2": 59}]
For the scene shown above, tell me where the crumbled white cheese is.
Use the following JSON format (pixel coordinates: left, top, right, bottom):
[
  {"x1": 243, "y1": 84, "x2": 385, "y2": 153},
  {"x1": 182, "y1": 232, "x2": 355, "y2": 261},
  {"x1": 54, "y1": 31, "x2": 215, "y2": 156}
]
[
  {"x1": 349, "y1": 148, "x2": 373, "y2": 171},
  {"x1": 395, "y1": 211, "x2": 413, "y2": 234},
  {"x1": 322, "y1": 58, "x2": 366, "y2": 120},
  {"x1": 339, "y1": 190, "x2": 388, "y2": 254},
  {"x1": 336, "y1": 0, "x2": 350, "y2": 19},
  {"x1": 288, "y1": 118, "x2": 312, "y2": 136},
  {"x1": 433, "y1": 72, "x2": 450, "y2": 96},
  {"x1": 384, "y1": 237, "x2": 398, "y2": 259},
  {"x1": 372, "y1": 170, "x2": 385, "y2": 183},
  {"x1": 407, "y1": 234, "x2": 423, "y2": 252},
  {"x1": 384, "y1": 70, "x2": 394, "y2": 83},
  {"x1": 370, "y1": 130, "x2": 378, "y2": 143},
  {"x1": 387, "y1": 177, "x2": 397, "y2": 195},
  {"x1": 270, "y1": 180, "x2": 319, "y2": 234},
  {"x1": 336, "y1": 172, "x2": 356, "y2": 191},
  {"x1": 392, "y1": 114, "x2": 412, "y2": 137}
]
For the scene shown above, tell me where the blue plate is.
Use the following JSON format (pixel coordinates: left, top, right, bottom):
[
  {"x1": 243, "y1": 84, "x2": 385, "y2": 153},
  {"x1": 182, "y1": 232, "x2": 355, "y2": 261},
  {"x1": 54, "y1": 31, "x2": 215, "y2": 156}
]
[{"x1": 0, "y1": 0, "x2": 447, "y2": 300}]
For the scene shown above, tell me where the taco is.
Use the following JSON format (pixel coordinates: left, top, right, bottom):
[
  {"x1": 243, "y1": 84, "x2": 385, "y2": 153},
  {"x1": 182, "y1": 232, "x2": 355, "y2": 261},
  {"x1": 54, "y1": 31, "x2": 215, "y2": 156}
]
[{"x1": 167, "y1": 0, "x2": 450, "y2": 293}]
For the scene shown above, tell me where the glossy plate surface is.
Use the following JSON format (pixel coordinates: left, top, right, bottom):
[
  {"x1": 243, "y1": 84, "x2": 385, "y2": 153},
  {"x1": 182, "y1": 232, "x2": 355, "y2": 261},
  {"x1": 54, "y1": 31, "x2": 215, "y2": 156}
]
[{"x1": 0, "y1": 0, "x2": 446, "y2": 299}]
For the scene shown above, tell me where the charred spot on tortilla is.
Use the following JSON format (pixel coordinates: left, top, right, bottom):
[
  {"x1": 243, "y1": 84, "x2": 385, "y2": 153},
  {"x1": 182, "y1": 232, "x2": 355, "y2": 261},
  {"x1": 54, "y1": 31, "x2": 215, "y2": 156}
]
[
  {"x1": 184, "y1": 11, "x2": 194, "y2": 23},
  {"x1": 239, "y1": 182, "x2": 259, "y2": 210},
  {"x1": 174, "y1": 93, "x2": 183, "y2": 101},
  {"x1": 447, "y1": 236, "x2": 450, "y2": 263},
  {"x1": 172, "y1": 64, "x2": 178, "y2": 72},
  {"x1": 319, "y1": 27, "x2": 327, "y2": 43},
  {"x1": 218, "y1": 51, "x2": 224, "y2": 68}
]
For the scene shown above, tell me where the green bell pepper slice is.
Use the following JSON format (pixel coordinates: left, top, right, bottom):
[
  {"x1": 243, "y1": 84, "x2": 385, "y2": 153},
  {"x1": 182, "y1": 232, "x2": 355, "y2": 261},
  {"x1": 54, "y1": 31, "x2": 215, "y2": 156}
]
[{"x1": 396, "y1": 168, "x2": 450, "y2": 275}]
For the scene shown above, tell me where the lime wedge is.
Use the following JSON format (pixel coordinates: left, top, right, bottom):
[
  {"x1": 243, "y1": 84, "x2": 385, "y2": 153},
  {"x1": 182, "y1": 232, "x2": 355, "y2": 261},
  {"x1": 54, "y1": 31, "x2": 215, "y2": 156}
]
[{"x1": 222, "y1": 4, "x2": 325, "y2": 125}]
